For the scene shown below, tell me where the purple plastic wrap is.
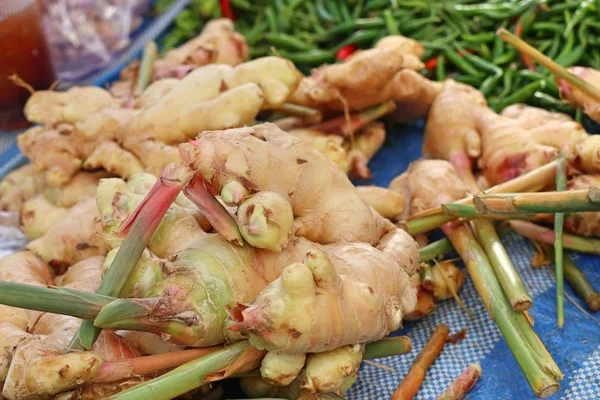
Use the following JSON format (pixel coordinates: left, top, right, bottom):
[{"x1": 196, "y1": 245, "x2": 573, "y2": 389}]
[{"x1": 41, "y1": 0, "x2": 151, "y2": 82}]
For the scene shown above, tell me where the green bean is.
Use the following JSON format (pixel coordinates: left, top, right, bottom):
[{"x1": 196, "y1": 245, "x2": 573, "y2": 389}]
[
  {"x1": 453, "y1": 75, "x2": 484, "y2": 87},
  {"x1": 265, "y1": 32, "x2": 314, "y2": 51},
  {"x1": 244, "y1": 15, "x2": 267, "y2": 45},
  {"x1": 325, "y1": 0, "x2": 342, "y2": 21},
  {"x1": 461, "y1": 32, "x2": 496, "y2": 42},
  {"x1": 492, "y1": 36, "x2": 505, "y2": 60},
  {"x1": 338, "y1": 0, "x2": 352, "y2": 22},
  {"x1": 533, "y1": 22, "x2": 563, "y2": 33},
  {"x1": 479, "y1": 43, "x2": 492, "y2": 61},
  {"x1": 497, "y1": 80, "x2": 545, "y2": 110},
  {"x1": 555, "y1": 31, "x2": 575, "y2": 62},
  {"x1": 383, "y1": 9, "x2": 399, "y2": 35},
  {"x1": 480, "y1": 72, "x2": 503, "y2": 96},
  {"x1": 498, "y1": 68, "x2": 515, "y2": 99},
  {"x1": 315, "y1": 0, "x2": 335, "y2": 22},
  {"x1": 537, "y1": 40, "x2": 553, "y2": 55},
  {"x1": 545, "y1": 2, "x2": 579, "y2": 15},
  {"x1": 402, "y1": 16, "x2": 441, "y2": 32},
  {"x1": 531, "y1": 91, "x2": 573, "y2": 113},
  {"x1": 493, "y1": 49, "x2": 517, "y2": 65},
  {"x1": 304, "y1": 3, "x2": 327, "y2": 33},
  {"x1": 436, "y1": 55, "x2": 446, "y2": 81},
  {"x1": 592, "y1": 49, "x2": 600, "y2": 69},
  {"x1": 458, "y1": 46, "x2": 503, "y2": 75},
  {"x1": 352, "y1": 0, "x2": 364, "y2": 19},
  {"x1": 557, "y1": 43, "x2": 586, "y2": 67},
  {"x1": 546, "y1": 32, "x2": 562, "y2": 59},
  {"x1": 444, "y1": 50, "x2": 483, "y2": 77},
  {"x1": 324, "y1": 18, "x2": 384, "y2": 37},
  {"x1": 278, "y1": 49, "x2": 336, "y2": 64},
  {"x1": 564, "y1": 0, "x2": 595, "y2": 38},
  {"x1": 265, "y1": 7, "x2": 279, "y2": 32},
  {"x1": 365, "y1": 0, "x2": 389, "y2": 11},
  {"x1": 334, "y1": 30, "x2": 380, "y2": 51}
]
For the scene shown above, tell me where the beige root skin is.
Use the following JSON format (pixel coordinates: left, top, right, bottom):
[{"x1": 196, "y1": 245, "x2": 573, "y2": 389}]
[
  {"x1": 26, "y1": 198, "x2": 108, "y2": 273},
  {"x1": 501, "y1": 103, "x2": 573, "y2": 130},
  {"x1": 357, "y1": 186, "x2": 406, "y2": 220},
  {"x1": 431, "y1": 261, "x2": 465, "y2": 301},
  {"x1": 476, "y1": 107, "x2": 588, "y2": 185},
  {"x1": 0, "y1": 252, "x2": 54, "y2": 382},
  {"x1": 178, "y1": 123, "x2": 391, "y2": 246},
  {"x1": 2, "y1": 257, "x2": 140, "y2": 400},
  {"x1": 24, "y1": 86, "x2": 119, "y2": 125},
  {"x1": 288, "y1": 35, "x2": 437, "y2": 115},
  {"x1": 557, "y1": 66, "x2": 600, "y2": 123},
  {"x1": 240, "y1": 246, "x2": 416, "y2": 353},
  {"x1": 389, "y1": 159, "x2": 469, "y2": 217},
  {"x1": 571, "y1": 135, "x2": 600, "y2": 174},
  {"x1": 0, "y1": 165, "x2": 46, "y2": 212},
  {"x1": 82, "y1": 141, "x2": 144, "y2": 179},
  {"x1": 404, "y1": 274, "x2": 437, "y2": 321},
  {"x1": 564, "y1": 175, "x2": 600, "y2": 236},
  {"x1": 260, "y1": 352, "x2": 307, "y2": 386},
  {"x1": 20, "y1": 195, "x2": 68, "y2": 240},
  {"x1": 423, "y1": 80, "x2": 487, "y2": 188},
  {"x1": 237, "y1": 191, "x2": 295, "y2": 252},
  {"x1": 155, "y1": 19, "x2": 248, "y2": 78},
  {"x1": 302, "y1": 344, "x2": 364, "y2": 394}
]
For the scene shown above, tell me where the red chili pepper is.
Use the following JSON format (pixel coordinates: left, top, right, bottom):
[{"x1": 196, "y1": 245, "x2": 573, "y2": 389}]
[
  {"x1": 336, "y1": 45, "x2": 356, "y2": 61},
  {"x1": 424, "y1": 49, "x2": 474, "y2": 70},
  {"x1": 220, "y1": 0, "x2": 235, "y2": 20},
  {"x1": 424, "y1": 56, "x2": 439, "y2": 70}
]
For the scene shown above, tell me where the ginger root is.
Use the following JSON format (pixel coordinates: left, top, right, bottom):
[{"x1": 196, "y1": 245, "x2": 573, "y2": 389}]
[
  {"x1": 556, "y1": 66, "x2": 600, "y2": 123},
  {"x1": 0, "y1": 165, "x2": 46, "y2": 212}
]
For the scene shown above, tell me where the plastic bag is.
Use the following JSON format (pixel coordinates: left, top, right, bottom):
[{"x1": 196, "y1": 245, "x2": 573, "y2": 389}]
[{"x1": 40, "y1": 0, "x2": 151, "y2": 82}]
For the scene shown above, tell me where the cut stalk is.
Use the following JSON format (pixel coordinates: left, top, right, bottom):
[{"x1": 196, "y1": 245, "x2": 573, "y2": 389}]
[
  {"x1": 444, "y1": 222, "x2": 561, "y2": 398},
  {"x1": 404, "y1": 161, "x2": 559, "y2": 234},
  {"x1": 0, "y1": 282, "x2": 112, "y2": 320},
  {"x1": 308, "y1": 100, "x2": 396, "y2": 136},
  {"x1": 275, "y1": 103, "x2": 322, "y2": 122},
  {"x1": 419, "y1": 238, "x2": 454, "y2": 262},
  {"x1": 92, "y1": 347, "x2": 223, "y2": 383},
  {"x1": 71, "y1": 163, "x2": 192, "y2": 351},
  {"x1": 136, "y1": 41, "x2": 158, "y2": 93},
  {"x1": 542, "y1": 245, "x2": 600, "y2": 312},
  {"x1": 473, "y1": 219, "x2": 532, "y2": 311},
  {"x1": 183, "y1": 174, "x2": 244, "y2": 246},
  {"x1": 497, "y1": 28, "x2": 600, "y2": 104},
  {"x1": 364, "y1": 336, "x2": 412, "y2": 359},
  {"x1": 391, "y1": 324, "x2": 450, "y2": 400},
  {"x1": 420, "y1": 264, "x2": 435, "y2": 291},
  {"x1": 109, "y1": 341, "x2": 249, "y2": 400},
  {"x1": 510, "y1": 220, "x2": 600, "y2": 255},
  {"x1": 436, "y1": 363, "x2": 482, "y2": 400},
  {"x1": 554, "y1": 159, "x2": 567, "y2": 328},
  {"x1": 474, "y1": 189, "x2": 600, "y2": 214},
  {"x1": 443, "y1": 203, "x2": 539, "y2": 220}
]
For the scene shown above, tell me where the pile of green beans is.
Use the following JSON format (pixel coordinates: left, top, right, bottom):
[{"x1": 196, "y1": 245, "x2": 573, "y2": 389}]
[{"x1": 157, "y1": 0, "x2": 600, "y2": 115}]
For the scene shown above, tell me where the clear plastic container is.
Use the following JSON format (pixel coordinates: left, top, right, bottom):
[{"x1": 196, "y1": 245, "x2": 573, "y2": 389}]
[{"x1": 0, "y1": 0, "x2": 55, "y2": 130}]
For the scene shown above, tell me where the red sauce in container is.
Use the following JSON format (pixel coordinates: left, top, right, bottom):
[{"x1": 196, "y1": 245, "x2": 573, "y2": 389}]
[{"x1": 0, "y1": 0, "x2": 55, "y2": 130}]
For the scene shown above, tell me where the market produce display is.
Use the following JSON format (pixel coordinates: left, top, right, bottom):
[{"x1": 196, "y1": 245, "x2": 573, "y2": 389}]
[
  {"x1": 158, "y1": 0, "x2": 600, "y2": 116},
  {"x1": 2, "y1": 3, "x2": 600, "y2": 399}
]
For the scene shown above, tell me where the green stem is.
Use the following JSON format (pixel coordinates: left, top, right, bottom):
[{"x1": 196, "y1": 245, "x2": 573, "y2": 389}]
[
  {"x1": 275, "y1": 103, "x2": 322, "y2": 122},
  {"x1": 0, "y1": 283, "x2": 112, "y2": 320},
  {"x1": 543, "y1": 246, "x2": 600, "y2": 312},
  {"x1": 70, "y1": 164, "x2": 191, "y2": 351},
  {"x1": 364, "y1": 336, "x2": 412, "y2": 359},
  {"x1": 404, "y1": 160, "x2": 559, "y2": 235},
  {"x1": 136, "y1": 41, "x2": 158, "y2": 93},
  {"x1": 473, "y1": 220, "x2": 532, "y2": 311},
  {"x1": 111, "y1": 341, "x2": 249, "y2": 400},
  {"x1": 419, "y1": 238, "x2": 454, "y2": 262},
  {"x1": 474, "y1": 189, "x2": 600, "y2": 214},
  {"x1": 554, "y1": 159, "x2": 566, "y2": 328},
  {"x1": 443, "y1": 203, "x2": 538, "y2": 220},
  {"x1": 510, "y1": 220, "x2": 600, "y2": 255},
  {"x1": 444, "y1": 223, "x2": 561, "y2": 398}
]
